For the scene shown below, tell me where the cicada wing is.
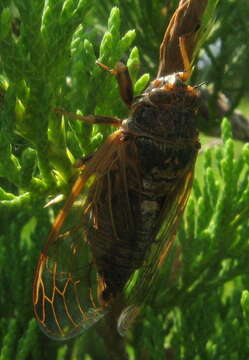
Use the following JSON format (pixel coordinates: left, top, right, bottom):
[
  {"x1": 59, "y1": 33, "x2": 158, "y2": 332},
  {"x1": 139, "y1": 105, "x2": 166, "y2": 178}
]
[
  {"x1": 117, "y1": 166, "x2": 196, "y2": 335},
  {"x1": 33, "y1": 130, "x2": 128, "y2": 340},
  {"x1": 33, "y1": 175, "x2": 109, "y2": 340},
  {"x1": 33, "y1": 233, "x2": 107, "y2": 340}
]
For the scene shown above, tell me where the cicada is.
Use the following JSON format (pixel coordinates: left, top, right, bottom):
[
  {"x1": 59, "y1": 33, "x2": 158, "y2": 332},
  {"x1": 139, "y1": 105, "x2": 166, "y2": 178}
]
[{"x1": 33, "y1": 8, "x2": 201, "y2": 340}]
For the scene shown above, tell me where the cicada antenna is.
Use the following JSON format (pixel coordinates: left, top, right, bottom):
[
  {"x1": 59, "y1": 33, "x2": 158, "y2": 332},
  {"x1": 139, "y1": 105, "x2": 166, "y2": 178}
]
[
  {"x1": 193, "y1": 81, "x2": 208, "y2": 89},
  {"x1": 179, "y1": 35, "x2": 192, "y2": 82}
]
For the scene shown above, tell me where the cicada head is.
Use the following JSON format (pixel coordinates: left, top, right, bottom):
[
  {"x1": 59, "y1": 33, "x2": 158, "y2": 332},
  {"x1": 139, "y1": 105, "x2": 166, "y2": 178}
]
[{"x1": 123, "y1": 73, "x2": 200, "y2": 141}]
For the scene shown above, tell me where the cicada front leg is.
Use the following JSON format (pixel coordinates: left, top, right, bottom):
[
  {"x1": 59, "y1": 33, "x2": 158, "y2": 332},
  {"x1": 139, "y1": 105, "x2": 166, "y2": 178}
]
[
  {"x1": 54, "y1": 109, "x2": 122, "y2": 127},
  {"x1": 96, "y1": 61, "x2": 133, "y2": 107}
]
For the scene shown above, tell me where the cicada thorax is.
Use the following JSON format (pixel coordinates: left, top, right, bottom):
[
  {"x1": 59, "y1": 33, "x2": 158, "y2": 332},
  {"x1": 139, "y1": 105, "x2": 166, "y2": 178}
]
[
  {"x1": 85, "y1": 72, "x2": 200, "y2": 306},
  {"x1": 126, "y1": 72, "x2": 200, "y2": 186},
  {"x1": 124, "y1": 72, "x2": 200, "y2": 141}
]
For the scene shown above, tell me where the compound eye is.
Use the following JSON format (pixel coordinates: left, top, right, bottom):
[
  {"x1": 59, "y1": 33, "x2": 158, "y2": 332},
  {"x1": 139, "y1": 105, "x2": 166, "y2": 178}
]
[{"x1": 148, "y1": 89, "x2": 172, "y2": 104}]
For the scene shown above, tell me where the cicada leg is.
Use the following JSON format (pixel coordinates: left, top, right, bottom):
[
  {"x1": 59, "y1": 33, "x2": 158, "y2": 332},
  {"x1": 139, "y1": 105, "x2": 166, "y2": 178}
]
[
  {"x1": 179, "y1": 35, "x2": 192, "y2": 81},
  {"x1": 96, "y1": 61, "x2": 133, "y2": 107},
  {"x1": 54, "y1": 109, "x2": 122, "y2": 127}
]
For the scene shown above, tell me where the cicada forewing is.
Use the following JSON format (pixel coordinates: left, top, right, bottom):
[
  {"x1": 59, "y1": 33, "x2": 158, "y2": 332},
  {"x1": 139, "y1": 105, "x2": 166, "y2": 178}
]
[
  {"x1": 117, "y1": 164, "x2": 196, "y2": 335},
  {"x1": 33, "y1": 176, "x2": 108, "y2": 340},
  {"x1": 33, "y1": 129, "x2": 139, "y2": 340}
]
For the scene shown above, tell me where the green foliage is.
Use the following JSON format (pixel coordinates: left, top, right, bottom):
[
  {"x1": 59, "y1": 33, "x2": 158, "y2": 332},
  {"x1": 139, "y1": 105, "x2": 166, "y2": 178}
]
[
  {"x1": 0, "y1": 1, "x2": 248, "y2": 360},
  {"x1": 196, "y1": 0, "x2": 249, "y2": 113}
]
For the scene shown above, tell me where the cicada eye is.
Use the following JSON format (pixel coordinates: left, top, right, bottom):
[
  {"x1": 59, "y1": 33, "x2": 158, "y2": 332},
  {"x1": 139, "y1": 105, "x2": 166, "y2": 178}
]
[{"x1": 148, "y1": 89, "x2": 172, "y2": 105}]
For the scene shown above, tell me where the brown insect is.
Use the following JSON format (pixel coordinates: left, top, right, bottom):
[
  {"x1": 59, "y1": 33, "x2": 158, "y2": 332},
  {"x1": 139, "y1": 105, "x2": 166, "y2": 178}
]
[{"x1": 33, "y1": 7, "x2": 201, "y2": 340}]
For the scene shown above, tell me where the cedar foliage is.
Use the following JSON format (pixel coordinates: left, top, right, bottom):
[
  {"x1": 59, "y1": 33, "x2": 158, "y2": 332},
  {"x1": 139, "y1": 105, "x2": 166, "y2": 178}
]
[{"x1": 0, "y1": 1, "x2": 249, "y2": 359}]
